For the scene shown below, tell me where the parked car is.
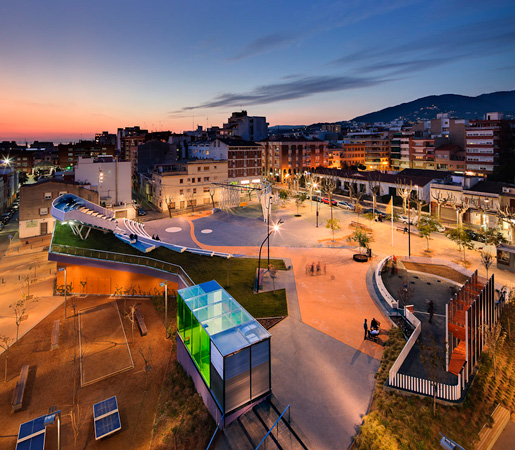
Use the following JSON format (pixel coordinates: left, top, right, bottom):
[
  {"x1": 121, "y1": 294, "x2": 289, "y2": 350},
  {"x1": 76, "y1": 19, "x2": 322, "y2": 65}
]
[
  {"x1": 311, "y1": 195, "x2": 322, "y2": 202},
  {"x1": 337, "y1": 200, "x2": 354, "y2": 210},
  {"x1": 464, "y1": 229, "x2": 479, "y2": 241},
  {"x1": 137, "y1": 209, "x2": 147, "y2": 216},
  {"x1": 322, "y1": 197, "x2": 337, "y2": 206},
  {"x1": 397, "y1": 214, "x2": 417, "y2": 225}
]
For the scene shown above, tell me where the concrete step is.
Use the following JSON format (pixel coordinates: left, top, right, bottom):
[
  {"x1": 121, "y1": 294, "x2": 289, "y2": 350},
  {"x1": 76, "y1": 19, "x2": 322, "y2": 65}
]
[
  {"x1": 216, "y1": 417, "x2": 255, "y2": 450},
  {"x1": 476, "y1": 405, "x2": 511, "y2": 450}
]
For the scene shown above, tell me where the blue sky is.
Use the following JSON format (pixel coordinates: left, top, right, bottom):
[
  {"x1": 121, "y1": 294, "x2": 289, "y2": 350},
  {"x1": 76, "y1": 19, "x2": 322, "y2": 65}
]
[{"x1": 1, "y1": 0, "x2": 514, "y2": 141}]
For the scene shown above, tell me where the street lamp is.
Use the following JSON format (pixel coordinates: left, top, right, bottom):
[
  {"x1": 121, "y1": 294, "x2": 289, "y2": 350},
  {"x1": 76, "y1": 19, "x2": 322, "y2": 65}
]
[
  {"x1": 58, "y1": 266, "x2": 67, "y2": 319},
  {"x1": 255, "y1": 219, "x2": 283, "y2": 293},
  {"x1": 159, "y1": 280, "x2": 168, "y2": 337},
  {"x1": 266, "y1": 195, "x2": 273, "y2": 267},
  {"x1": 313, "y1": 182, "x2": 319, "y2": 227}
]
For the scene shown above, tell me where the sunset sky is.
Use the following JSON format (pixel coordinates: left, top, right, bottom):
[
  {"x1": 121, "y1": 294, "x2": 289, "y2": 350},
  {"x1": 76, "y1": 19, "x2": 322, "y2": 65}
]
[{"x1": 1, "y1": 0, "x2": 514, "y2": 142}]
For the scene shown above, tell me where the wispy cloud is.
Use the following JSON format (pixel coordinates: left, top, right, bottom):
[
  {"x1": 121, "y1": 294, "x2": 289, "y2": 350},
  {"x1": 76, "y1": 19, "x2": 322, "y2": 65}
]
[
  {"x1": 229, "y1": 0, "x2": 422, "y2": 60},
  {"x1": 229, "y1": 31, "x2": 302, "y2": 61},
  {"x1": 170, "y1": 74, "x2": 389, "y2": 114},
  {"x1": 328, "y1": 15, "x2": 515, "y2": 70}
]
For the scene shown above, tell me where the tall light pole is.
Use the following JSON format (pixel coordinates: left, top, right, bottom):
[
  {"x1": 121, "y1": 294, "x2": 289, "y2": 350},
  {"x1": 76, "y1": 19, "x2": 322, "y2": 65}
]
[
  {"x1": 256, "y1": 219, "x2": 283, "y2": 293},
  {"x1": 58, "y1": 266, "x2": 68, "y2": 319},
  {"x1": 267, "y1": 195, "x2": 273, "y2": 267},
  {"x1": 160, "y1": 280, "x2": 168, "y2": 337},
  {"x1": 314, "y1": 182, "x2": 319, "y2": 227}
]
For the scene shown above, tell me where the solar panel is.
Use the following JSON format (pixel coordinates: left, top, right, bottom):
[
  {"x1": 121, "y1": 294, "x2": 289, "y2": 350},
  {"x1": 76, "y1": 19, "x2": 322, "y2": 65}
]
[
  {"x1": 16, "y1": 415, "x2": 47, "y2": 450},
  {"x1": 93, "y1": 396, "x2": 121, "y2": 440}
]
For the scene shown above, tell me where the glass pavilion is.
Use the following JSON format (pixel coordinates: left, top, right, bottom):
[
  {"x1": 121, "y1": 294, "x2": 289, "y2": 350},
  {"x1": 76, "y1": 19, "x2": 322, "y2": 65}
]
[{"x1": 177, "y1": 280, "x2": 271, "y2": 417}]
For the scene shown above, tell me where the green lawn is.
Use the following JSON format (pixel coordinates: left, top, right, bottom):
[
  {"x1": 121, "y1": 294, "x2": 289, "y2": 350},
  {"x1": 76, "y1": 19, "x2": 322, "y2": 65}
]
[{"x1": 52, "y1": 222, "x2": 288, "y2": 318}]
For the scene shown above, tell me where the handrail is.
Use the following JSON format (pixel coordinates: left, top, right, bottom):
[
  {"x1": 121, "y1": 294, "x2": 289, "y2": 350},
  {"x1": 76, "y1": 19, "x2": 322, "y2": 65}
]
[
  {"x1": 205, "y1": 413, "x2": 225, "y2": 450},
  {"x1": 254, "y1": 404, "x2": 290, "y2": 450},
  {"x1": 50, "y1": 243, "x2": 194, "y2": 286}
]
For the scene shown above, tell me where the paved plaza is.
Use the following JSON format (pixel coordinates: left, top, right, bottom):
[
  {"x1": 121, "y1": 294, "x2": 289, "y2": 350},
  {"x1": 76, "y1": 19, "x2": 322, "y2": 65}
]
[{"x1": 2, "y1": 197, "x2": 514, "y2": 449}]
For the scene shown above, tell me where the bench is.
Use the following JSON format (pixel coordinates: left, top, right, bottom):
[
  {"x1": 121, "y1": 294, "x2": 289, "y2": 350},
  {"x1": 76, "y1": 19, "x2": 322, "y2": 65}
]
[
  {"x1": 134, "y1": 309, "x2": 148, "y2": 336},
  {"x1": 11, "y1": 365, "x2": 29, "y2": 412},
  {"x1": 51, "y1": 319, "x2": 60, "y2": 350}
]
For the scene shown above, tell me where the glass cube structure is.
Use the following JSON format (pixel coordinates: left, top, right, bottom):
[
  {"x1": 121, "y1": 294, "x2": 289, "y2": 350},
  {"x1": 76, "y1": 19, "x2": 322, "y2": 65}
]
[{"x1": 177, "y1": 280, "x2": 271, "y2": 415}]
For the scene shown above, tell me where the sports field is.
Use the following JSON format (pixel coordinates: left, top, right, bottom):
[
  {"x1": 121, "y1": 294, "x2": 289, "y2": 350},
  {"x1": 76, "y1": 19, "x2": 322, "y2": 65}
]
[{"x1": 79, "y1": 301, "x2": 134, "y2": 386}]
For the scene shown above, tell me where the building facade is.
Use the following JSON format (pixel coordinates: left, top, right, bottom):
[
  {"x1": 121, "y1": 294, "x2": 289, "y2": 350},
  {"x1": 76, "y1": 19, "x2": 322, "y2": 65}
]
[
  {"x1": 143, "y1": 160, "x2": 228, "y2": 212},
  {"x1": 189, "y1": 138, "x2": 261, "y2": 183},
  {"x1": 259, "y1": 137, "x2": 328, "y2": 183}
]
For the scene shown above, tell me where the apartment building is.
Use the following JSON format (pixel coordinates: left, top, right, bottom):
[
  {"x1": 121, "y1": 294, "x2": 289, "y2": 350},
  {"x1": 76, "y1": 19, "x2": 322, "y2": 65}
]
[
  {"x1": 57, "y1": 141, "x2": 115, "y2": 169},
  {"x1": 409, "y1": 138, "x2": 435, "y2": 170},
  {"x1": 435, "y1": 144, "x2": 466, "y2": 172},
  {"x1": 221, "y1": 111, "x2": 268, "y2": 142},
  {"x1": 189, "y1": 138, "x2": 262, "y2": 183},
  {"x1": 341, "y1": 143, "x2": 365, "y2": 168},
  {"x1": 390, "y1": 133, "x2": 411, "y2": 171},
  {"x1": 465, "y1": 112, "x2": 515, "y2": 175},
  {"x1": 260, "y1": 136, "x2": 329, "y2": 183},
  {"x1": 144, "y1": 160, "x2": 228, "y2": 212},
  {"x1": 363, "y1": 135, "x2": 390, "y2": 171}
]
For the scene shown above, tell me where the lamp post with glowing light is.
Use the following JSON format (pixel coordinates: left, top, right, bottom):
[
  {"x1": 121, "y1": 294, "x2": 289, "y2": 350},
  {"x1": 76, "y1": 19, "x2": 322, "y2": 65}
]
[
  {"x1": 313, "y1": 182, "x2": 320, "y2": 227},
  {"x1": 255, "y1": 219, "x2": 283, "y2": 293}
]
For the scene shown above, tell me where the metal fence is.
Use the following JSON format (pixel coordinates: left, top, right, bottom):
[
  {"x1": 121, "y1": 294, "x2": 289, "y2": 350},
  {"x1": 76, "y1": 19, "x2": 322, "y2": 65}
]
[{"x1": 50, "y1": 243, "x2": 194, "y2": 287}]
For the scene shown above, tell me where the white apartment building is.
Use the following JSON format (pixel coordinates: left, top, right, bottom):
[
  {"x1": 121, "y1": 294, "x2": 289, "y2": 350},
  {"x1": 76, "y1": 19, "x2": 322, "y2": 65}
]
[
  {"x1": 74, "y1": 156, "x2": 134, "y2": 218},
  {"x1": 149, "y1": 160, "x2": 228, "y2": 212}
]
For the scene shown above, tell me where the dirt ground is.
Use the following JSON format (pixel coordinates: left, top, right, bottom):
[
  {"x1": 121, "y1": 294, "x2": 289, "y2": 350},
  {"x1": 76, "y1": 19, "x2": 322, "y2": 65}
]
[
  {"x1": 79, "y1": 302, "x2": 134, "y2": 386},
  {"x1": 402, "y1": 262, "x2": 469, "y2": 284},
  {"x1": 0, "y1": 295, "x2": 172, "y2": 450}
]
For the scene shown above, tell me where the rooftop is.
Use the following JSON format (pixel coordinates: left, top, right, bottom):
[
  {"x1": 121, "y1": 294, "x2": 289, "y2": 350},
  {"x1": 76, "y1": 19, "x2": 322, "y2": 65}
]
[{"x1": 178, "y1": 280, "x2": 270, "y2": 356}]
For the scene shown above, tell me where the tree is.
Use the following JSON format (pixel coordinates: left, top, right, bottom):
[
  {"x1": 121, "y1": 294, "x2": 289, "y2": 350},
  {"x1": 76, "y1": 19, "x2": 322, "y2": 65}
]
[
  {"x1": 410, "y1": 190, "x2": 428, "y2": 223},
  {"x1": 347, "y1": 228, "x2": 370, "y2": 254},
  {"x1": 431, "y1": 190, "x2": 450, "y2": 221},
  {"x1": 445, "y1": 227, "x2": 474, "y2": 261},
  {"x1": 419, "y1": 334, "x2": 446, "y2": 417},
  {"x1": 10, "y1": 295, "x2": 38, "y2": 345},
  {"x1": 279, "y1": 189, "x2": 289, "y2": 200},
  {"x1": 395, "y1": 180, "x2": 413, "y2": 215},
  {"x1": 481, "y1": 322, "x2": 506, "y2": 379},
  {"x1": 326, "y1": 218, "x2": 341, "y2": 242},
  {"x1": 67, "y1": 403, "x2": 87, "y2": 450},
  {"x1": 447, "y1": 194, "x2": 470, "y2": 227},
  {"x1": 164, "y1": 196, "x2": 175, "y2": 218},
  {"x1": 396, "y1": 283, "x2": 414, "y2": 309},
  {"x1": 480, "y1": 250, "x2": 494, "y2": 279},
  {"x1": 498, "y1": 206, "x2": 515, "y2": 244},
  {"x1": 294, "y1": 192, "x2": 308, "y2": 216},
  {"x1": 125, "y1": 304, "x2": 137, "y2": 343},
  {"x1": 208, "y1": 187, "x2": 217, "y2": 209},
  {"x1": 0, "y1": 335, "x2": 13, "y2": 382},
  {"x1": 367, "y1": 173, "x2": 381, "y2": 216},
  {"x1": 188, "y1": 191, "x2": 196, "y2": 213},
  {"x1": 349, "y1": 182, "x2": 364, "y2": 221},
  {"x1": 417, "y1": 216, "x2": 441, "y2": 251},
  {"x1": 478, "y1": 227, "x2": 508, "y2": 246},
  {"x1": 322, "y1": 176, "x2": 337, "y2": 223}
]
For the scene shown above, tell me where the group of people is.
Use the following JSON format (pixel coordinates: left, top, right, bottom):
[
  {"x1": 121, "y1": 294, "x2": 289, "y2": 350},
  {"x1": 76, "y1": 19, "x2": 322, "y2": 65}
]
[
  {"x1": 305, "y1": 261, "x2": 326, "y2": 276},
  {"x1": 152, "y1": 234, "x2": 160, "y2": 240},
  {"x1": 363, "y1": 317, "x2": 381, "y2": 341},
  {"x1": 129, "y1": 233, "x2": 138, "y2": 242}
]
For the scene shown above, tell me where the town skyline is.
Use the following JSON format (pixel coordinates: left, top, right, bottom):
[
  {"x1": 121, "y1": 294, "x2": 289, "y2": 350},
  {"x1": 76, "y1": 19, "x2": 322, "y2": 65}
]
[{"x1": 2, "y1": 0, "x2": 515, "y2": 142}]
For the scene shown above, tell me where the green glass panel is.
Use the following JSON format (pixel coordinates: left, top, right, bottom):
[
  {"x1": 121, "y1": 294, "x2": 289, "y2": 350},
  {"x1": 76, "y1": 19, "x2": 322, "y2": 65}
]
[
  {"x1": 177, "y1": 295, "x2": 185, "y2": 339},
  {"x1": 184, "y1": 302, "x2": 193, "y2": 354},
  {"x1": 200, "y1": 326, "x2": 210, "y2": 386},
  {"x1": 191, "y1": 314, "x2": 201, "y2": 370}
]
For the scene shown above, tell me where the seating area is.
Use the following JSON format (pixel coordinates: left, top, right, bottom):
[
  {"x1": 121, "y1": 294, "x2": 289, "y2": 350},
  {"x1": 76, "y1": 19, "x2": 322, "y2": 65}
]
[
  {"x1": 78, "y1": 206, "x2": 117, "y2": 223},
  {"x1": 11, "y1": 365, "x2": 29, "y2": 412},
  {"x1": 123, "y1": 218, "x2": 151, "y2": 239},
  {"x1": 134, "y1": 309, "x2": 148, "y2": 336}
]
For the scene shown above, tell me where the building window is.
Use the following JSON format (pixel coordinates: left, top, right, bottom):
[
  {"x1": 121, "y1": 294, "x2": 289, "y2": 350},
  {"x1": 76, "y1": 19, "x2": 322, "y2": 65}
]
[
  {"x1": 193, "y1": 188, "x2": 197, "y2": 194},
  {"x1": 40, "y1": 207, "x2": 48, "y2": 216},
  {"x1": 204, "y1": 166, "x2": 209, "y2": 171},
  {"x1": 198, "y1": 177, "x2": 201, "y2": 182},
  {"x1": 198, "y1": 167, "x2": 201, "y2": 172},
  {"x1": 180, "y1": 179, "x2": 183, "y2": 184},
  {"x1": 180, "y1": 189, "x2": 184, "y2": 195},
  {"x1": 44, "y1": 193, "x2": 52, "y2": 200},
  {"x1": 204, "y1": 187, "x2": 210, "y2": 192},
  {"x1": 204, "y1": 177, "x2": 210, "y2": 182}
]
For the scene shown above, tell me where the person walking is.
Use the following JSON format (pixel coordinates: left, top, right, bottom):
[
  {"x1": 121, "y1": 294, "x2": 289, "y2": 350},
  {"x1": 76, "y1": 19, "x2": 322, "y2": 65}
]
[
  {"x1": 428, "y1": 300, "x2": 434, "y2": 323},
  {"x1": 363, "y1": 319, "x2": 368, "y2": 340}
]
